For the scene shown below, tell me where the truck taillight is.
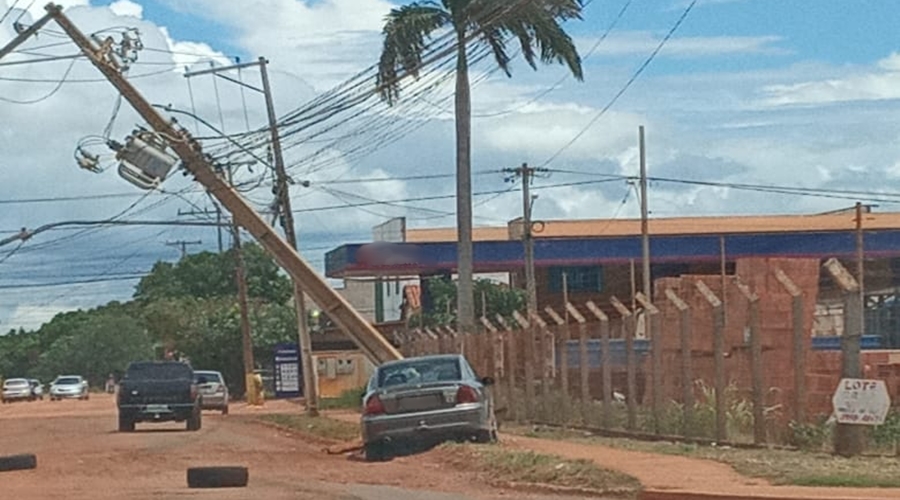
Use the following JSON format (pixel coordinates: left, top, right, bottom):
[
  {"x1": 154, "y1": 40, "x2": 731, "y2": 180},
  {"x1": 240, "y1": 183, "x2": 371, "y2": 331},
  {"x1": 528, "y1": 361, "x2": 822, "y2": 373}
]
[
  {"x1": 363, "y1": 395, "x2": 385, "y2": 416},
  {"x1": 456, "y1": 385, "x2": 479, "y2": 404}
]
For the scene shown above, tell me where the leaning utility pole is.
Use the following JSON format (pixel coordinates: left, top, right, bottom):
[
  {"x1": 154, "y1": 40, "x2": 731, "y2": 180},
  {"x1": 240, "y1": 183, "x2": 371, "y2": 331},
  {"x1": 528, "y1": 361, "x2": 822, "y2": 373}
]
[
  {"x1": 43, "y1": 3, "x2": 402, "y2": 365},
  {"x1": 639, "y1": 126, "x2": 651, "y2": 302},
  {"x1": 259, "y1": 56, "x2": 319, "y2": 415}
]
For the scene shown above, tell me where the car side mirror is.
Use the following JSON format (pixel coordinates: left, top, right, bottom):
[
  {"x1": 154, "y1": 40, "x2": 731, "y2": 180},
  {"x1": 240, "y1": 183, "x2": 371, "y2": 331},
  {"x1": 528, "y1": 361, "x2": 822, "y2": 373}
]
[{"x1": 480, "y1": 376, "x2": 495, "y2": 386}]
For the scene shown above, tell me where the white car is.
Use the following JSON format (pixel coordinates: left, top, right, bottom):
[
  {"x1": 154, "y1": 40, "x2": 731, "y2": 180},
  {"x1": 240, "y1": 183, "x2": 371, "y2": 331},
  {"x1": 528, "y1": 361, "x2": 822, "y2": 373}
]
[
  {"x1": 2, "y1": 378, "x2": 35, "y2": 403},
  {"x1": 49, "y1": 375, "x2": 89, "y2": 401}
]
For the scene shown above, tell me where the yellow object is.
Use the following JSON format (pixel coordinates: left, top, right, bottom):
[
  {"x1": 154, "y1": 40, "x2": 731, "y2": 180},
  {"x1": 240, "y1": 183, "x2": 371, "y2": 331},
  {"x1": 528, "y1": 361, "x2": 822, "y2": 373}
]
[{"x1": 245, "y1": 373, "x2": 265, "y2": 407}]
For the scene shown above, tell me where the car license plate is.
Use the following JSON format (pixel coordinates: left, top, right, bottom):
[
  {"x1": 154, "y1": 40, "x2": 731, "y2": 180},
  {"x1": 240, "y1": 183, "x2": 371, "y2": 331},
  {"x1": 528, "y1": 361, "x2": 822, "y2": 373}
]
[{"x1": 145, "y1": 404, "x2": 169, "y2": 412}]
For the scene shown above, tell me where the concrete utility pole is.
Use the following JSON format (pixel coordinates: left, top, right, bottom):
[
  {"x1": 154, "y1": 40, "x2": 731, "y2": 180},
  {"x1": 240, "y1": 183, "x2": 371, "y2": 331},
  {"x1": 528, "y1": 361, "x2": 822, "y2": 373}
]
[
  {"x1": 43, "y1": 4, "x2": 402, "y2": 365},
  {"x1": 259, "y1": 56, "x2": 319, "y2": 416},
  {"x1": 227, "y1": 167, "x2": 258, "y2": 405},
  {"x1": 505, "y1": 163, "x2": 542, "y2": 315},
  {"x1": 165, "y1": 239, "x2": 201, "y2": 259},
  {"x1": 639, "y1": 126, "x2": 651, "y2": 302},
  {"x1": 855, "y1": 202, "x2": 866, "y2": 334}
]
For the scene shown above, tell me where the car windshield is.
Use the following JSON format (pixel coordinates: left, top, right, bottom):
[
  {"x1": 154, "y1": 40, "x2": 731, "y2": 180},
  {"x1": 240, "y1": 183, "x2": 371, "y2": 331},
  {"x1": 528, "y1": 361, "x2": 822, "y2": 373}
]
[
  {"x1": 4, "y1": 379, "x2": 28, "y2": 388},
  {"x1": 126, "y1": 362, "x2": 192, "y2": 380},
  {"x1": 55, "y1": 377, "x2": 81, "y2": 385},
  {"x1": 377, "y1": 358, "x2": 461, "y2": 387},
  {"x1": 194, "y1": 372, "x2": 222, "y2": 384}
]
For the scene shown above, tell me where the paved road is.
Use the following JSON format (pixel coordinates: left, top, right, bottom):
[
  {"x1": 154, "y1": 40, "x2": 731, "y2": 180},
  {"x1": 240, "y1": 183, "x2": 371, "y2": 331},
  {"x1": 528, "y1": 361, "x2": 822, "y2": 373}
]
[{"x1": 0, "y1": 395, "x2": 578, "y2": 500}]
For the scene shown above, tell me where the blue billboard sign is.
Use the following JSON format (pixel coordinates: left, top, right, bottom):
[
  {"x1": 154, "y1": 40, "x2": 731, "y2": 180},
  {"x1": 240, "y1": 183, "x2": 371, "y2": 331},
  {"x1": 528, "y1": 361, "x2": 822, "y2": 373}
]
[{"x1": 273, "y1": 343, "x2": 303, "y2": 398}]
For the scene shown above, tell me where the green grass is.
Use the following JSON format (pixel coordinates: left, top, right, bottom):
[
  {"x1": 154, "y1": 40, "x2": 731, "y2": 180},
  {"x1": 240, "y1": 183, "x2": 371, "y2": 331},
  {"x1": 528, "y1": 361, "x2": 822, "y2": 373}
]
[
  {"x1": 317, "y1": 387, "x2": 365, "y2": 411},
  {"x1": 439, "y1": 443, "x2": 641, "y2": 497},
  {"x1": 512, "y1": 425, "x2": 900, "y2": 488},
  {"x1": 257, "y1": 413, "x2": 360, "y2": 442}
]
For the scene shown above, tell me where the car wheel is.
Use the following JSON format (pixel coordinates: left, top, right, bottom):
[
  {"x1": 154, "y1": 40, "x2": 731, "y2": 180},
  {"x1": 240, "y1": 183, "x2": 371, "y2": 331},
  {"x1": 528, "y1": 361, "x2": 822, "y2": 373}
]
[
  {"x1": 364, "y1": 442, "x2": 390, "y2": 462},
  {"x1": 187, "y1": 409, "x2": 202, "y2": 431},
  {"x1": 118, "y1": 415, "x2": 135, "y2": 432},
  {"x1": 187, "y1": 466, "x2": 248, "y2": 488},
  {"x1": 0, "y1": 454, "x2": 37, "y2": 472}
]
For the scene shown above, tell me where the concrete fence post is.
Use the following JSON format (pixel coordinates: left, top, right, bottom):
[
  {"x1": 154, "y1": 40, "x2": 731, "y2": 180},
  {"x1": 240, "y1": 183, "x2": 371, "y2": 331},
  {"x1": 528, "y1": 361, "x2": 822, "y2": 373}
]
[
  {"x1": 775, "y1": 268, "x2": 806, "y2": 424},
  {"x1": 512, "y1": 311, "x2": 536, "y2": 420},
  {"x1": 566, "y1": 302, "x2": 590, "y2": 424},
  {"x1": 824, "y1": 258, "x2": 864, "y2": 457},
  {"x1": 734, "y1": 277, "x2": 766, "y2": 444},
  {"x1": 495, "y1": 314, "x2": 518, "y2": 423},
  {"x1": 665, "y1": 288, "x2": 693, "y2": 437},
  {"x1": 586, "y1": 301, "x2": 612, "y2": 429},
  {"x1": 636, "y1": 292, "x2": 661, "y2": 435},
  {"x1": 545, "y1": 306, "x2": 569, "y2": 398},
  {"x1": 696, "y1": 279, "x2": 727, "y2": 443},
  {"x1": 611, "y1": 296, "x2": 637, "y2": 430}
]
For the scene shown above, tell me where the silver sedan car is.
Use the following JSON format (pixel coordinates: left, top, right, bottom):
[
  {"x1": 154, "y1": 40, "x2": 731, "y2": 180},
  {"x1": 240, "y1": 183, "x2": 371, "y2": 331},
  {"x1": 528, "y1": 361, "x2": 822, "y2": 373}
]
[
  {"x1": 194, "y1": 370, "x2": 229, "y2": 414},
  {"x1": 360, "y1": 354, "x2": 498, "y2": 461}
]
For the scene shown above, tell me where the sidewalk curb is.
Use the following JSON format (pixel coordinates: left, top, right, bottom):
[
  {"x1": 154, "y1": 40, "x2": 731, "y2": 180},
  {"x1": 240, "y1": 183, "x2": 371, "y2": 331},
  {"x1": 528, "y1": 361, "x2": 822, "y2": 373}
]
[{"x1": 640, "y1": 490, "x2": 879, "y2": 500}]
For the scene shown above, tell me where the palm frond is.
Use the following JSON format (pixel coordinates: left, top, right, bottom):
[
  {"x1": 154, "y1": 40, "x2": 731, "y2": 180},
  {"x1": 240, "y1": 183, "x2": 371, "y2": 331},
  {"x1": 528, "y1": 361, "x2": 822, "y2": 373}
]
[{"x1": 377, "y1": 2, "x2": 452, "y2": 105}]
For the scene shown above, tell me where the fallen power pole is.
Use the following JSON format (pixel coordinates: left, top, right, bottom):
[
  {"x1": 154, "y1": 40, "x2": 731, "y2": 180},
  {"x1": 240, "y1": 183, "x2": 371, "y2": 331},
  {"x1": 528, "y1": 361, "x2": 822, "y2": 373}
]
[{"x1": 41, "y1": 3, "x2": 402, "y2": 365}]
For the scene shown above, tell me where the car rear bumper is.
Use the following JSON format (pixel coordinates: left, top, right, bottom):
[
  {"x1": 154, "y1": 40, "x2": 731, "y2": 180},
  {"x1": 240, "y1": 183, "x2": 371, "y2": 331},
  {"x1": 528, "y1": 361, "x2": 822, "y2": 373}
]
[
  {"x1": 361, "y1": 404, "x2": 488, "y2": 444},
  {"x1": 119, "y1": 403, "x2": 197, "y2": 422},
  {"x1": 200, "y1": 393, "x2": 227, "y2": 409}
]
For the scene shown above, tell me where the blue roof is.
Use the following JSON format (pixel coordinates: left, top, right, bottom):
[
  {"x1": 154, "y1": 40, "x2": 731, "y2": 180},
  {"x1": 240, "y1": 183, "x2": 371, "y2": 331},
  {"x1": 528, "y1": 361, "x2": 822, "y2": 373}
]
[{"x1": 325, "y1": 229, "x2": 900, "y2": 278}]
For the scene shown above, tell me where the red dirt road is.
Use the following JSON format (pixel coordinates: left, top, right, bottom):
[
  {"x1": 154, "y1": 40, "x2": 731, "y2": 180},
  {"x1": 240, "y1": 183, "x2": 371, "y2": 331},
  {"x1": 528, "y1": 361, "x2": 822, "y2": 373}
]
[{"x1": 0, "y1": 395, "x2": 580, "y2": 500}]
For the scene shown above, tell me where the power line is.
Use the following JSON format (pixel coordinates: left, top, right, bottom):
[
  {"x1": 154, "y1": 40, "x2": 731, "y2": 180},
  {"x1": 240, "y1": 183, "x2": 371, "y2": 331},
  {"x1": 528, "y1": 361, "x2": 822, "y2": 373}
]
[
  {"x1": 0, "y1": 56, "x2": 76, "y2": 104},
  {"x1": 0, "y1": 274, "x2": 145, "y2": 289},
  {"x1": 539, "y1": 0, "x2": 698, "y2": 168}
]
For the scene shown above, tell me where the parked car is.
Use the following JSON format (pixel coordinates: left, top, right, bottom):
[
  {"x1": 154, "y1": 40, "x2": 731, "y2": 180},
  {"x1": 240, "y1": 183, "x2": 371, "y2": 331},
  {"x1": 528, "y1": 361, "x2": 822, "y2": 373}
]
[
  {"x1": 360, "y1": 354, "x2": 498, "y2": 461},
  {"x1": 194, "y1": 370, "x2": 229, "y2": 414},
  {"x1": 29, "y1": 379, "x2": 44, "y2": 400},
  {"x1": 117, "y1": 360, "x2": 201, "y2": 432},
  {"x1": 49, "y1": 375, "x2": 89, "y2": 401},
  {"x1": 2, "y1": 378, "x2": 35, "y2": 403}
]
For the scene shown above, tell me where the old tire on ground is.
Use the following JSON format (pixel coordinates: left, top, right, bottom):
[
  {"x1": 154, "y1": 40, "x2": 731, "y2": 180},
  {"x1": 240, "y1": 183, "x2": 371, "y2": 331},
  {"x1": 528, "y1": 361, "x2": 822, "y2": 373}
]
[
  {"x1": 186, "y1": 466, "x2": 248, "y2": 488},
  {"x1": 0, "y1": 454, "x2": 37, "y2": 472}
]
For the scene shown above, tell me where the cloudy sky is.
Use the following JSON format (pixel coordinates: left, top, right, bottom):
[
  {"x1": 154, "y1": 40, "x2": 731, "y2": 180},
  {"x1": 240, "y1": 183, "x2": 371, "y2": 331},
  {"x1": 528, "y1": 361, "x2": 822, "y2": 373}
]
[{"x1": 1, "y1": 0, "x2": 899, "y2": 331}]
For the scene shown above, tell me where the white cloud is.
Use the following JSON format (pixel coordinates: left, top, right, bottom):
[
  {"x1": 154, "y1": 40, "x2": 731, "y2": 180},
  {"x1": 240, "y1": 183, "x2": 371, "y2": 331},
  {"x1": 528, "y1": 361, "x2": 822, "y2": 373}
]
[
  {"x1": 760, "y1": 52, "x2": 900, "y2": 106},
  {"x1": 578, "y1": 32, "x2": 787, "y2": 58},
  {"x1": 109, "y1": 0, "x2": 143, "y2": 19}
]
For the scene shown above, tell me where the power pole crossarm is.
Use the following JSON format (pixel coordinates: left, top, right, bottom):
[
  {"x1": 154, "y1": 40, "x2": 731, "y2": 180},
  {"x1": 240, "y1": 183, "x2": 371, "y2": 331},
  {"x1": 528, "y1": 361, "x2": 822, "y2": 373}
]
[
  {"x1": 0, "y1": 7, "x2": 58, "y2": 60},
  {"x1": 46, "y1": 4, "x2": 401, "y2": 364}
]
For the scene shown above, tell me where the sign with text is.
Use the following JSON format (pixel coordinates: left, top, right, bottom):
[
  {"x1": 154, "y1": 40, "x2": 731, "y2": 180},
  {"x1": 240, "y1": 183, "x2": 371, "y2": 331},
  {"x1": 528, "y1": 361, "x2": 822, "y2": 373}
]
[
  {"x1": 832, "y1": 378, "x2": 890, "y2": 425},
  {"x1": 273, "y1": 343, "x2": 303, "y2": 399}
]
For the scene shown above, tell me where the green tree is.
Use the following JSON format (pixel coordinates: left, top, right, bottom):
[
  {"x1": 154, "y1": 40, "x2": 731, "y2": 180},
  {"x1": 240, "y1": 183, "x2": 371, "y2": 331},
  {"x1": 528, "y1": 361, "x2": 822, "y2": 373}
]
[
  {"x1": 377, "y1": 0, "x2": 583, "y2": 333},
  {"x1": 133, "y1": 243, "x2": 291, "y2": 304},
  {"x1": 413, "y1": 277, "x2": 525, "y2": 327}
]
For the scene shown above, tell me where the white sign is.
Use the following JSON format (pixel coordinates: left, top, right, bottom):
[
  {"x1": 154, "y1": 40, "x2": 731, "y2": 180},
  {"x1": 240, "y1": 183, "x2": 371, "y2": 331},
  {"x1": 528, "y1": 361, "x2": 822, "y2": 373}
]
[{"x1": 832, "y1": 378, "x2": 891, "y2": 425}]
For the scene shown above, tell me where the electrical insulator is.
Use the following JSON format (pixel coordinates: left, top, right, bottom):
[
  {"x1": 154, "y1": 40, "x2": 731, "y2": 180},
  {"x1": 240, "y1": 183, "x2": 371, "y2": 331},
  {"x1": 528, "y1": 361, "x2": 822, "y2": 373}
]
[{"x1": 116, "y1": 131, "x2": 179, "y2": 190}]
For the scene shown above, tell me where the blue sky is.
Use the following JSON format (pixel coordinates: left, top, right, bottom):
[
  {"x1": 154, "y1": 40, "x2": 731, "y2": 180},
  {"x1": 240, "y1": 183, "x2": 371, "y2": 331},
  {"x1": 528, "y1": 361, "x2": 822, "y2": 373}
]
[{"x1": 1, "y1": 0, "x2": 900, "y2": 330}]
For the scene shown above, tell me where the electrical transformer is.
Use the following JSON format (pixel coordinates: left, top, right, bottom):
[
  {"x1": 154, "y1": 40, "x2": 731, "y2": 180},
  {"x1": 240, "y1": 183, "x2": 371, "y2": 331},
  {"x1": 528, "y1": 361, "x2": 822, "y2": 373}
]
[{"x1": 116, "y1": 131, "x2": 179, "y2": 190}]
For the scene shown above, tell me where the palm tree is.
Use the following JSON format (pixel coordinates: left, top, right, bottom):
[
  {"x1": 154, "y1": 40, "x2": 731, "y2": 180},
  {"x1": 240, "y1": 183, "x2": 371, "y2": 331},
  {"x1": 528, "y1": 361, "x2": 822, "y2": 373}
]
[{"x1": 377, "y1": 0, "x2": 584, "y2": 333}]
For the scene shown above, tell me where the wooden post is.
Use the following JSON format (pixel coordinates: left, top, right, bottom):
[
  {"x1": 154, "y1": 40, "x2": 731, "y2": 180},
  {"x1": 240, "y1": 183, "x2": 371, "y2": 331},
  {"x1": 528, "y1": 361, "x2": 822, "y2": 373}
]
[
  {"x1": 696, "y1": 280, "x2": 727, "y2": 443},
  {"x1": 546, "y1": 306, "x2": 569, "y2": 398},
  {"x1": 424, "y1": 328, "x2": 439, "y2": 354},
  {"x1": 566, "y1": 302, "x2": 590, "y2": 424},
  {"x1": 636, "y1": 292, "x2": 661, "y2": 435},
  {"x1": 775, "y1": 268, "x2": 806, "y2": 424},
  {"x1": 734, "y1": 278, "x2": 766, "y2": 444},
  {"x1": 666, "y1": 288, "x2": 693, "y2": 437},
  {"x1": 611, "y1": 296, "x2": 637, "y2": 430},
  {"x1": 513, "y1": 311, "x2": 536, "y2": 420},
  {"x1": 496, "y1": 314, "x2": 518, "y2": 422},
  {"x1": 481, "y1": 316, "x2": 503, "y2": 412},
  {"x1": 824, "y1": 258, "x2": 864, "y2": 457},
  {"x1": 586, "y1": 301, "x2": 612, "y2": 429}
]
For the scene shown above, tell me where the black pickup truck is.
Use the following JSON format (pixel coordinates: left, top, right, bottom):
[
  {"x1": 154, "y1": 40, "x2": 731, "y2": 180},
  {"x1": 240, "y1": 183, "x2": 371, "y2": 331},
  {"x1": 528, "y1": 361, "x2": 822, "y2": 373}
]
[{"x1": 117, "y1": 360, "x2": 201, "y2": 432}]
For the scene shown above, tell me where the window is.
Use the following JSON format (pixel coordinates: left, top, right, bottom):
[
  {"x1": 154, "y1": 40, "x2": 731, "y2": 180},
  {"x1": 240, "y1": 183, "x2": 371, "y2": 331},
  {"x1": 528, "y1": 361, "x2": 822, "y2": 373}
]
[
  {"x1": 548, "y1": 266, "x2": 602, "y2": 292},
  {"x1": 337, "y1": 358, "x2": 354, "y2": 375}
]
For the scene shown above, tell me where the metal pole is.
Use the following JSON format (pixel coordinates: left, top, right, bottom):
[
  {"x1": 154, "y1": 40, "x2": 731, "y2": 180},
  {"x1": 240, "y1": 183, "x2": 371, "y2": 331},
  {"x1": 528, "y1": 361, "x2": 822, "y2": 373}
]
[
  {"x1": 856, "y1": 202, "x2": 865, "y2": 335},
  {"x1": 639, "y1": 126, "x2": 651, "y2": 301},
  {"x1": 259, "y1": 56, "x2": 318, "y2": 416}
]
